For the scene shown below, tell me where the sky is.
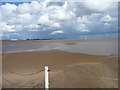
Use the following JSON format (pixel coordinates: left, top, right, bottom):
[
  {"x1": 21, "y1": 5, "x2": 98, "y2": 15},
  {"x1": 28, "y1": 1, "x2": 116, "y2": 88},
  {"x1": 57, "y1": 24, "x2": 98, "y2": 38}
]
[{"x1": 0, "y1": 0, "x2": 119, "y2": 40}]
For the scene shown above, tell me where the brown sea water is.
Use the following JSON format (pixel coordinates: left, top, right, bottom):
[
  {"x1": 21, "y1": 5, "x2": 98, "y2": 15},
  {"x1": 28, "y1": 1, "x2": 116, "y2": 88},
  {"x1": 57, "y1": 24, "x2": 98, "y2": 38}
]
[{"x1": 2, "y1": 39, "x2": 118, "y2": 55}]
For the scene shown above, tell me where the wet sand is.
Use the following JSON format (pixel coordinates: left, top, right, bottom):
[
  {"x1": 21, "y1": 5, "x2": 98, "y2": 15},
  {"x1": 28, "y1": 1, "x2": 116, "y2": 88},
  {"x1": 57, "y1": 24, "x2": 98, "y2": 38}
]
[
  {"x1": 2, "y1": 39, "x2": 118, "y2": 88},
  {"x1": 2, "y1": 50, "x2": 118, "y2": 88}
]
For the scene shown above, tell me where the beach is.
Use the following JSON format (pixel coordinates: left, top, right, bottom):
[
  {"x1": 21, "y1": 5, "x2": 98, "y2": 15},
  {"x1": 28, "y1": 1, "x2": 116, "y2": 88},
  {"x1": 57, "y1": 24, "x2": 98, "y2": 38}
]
[{"x1": 2, "y1": 39, "x2": 118, "y2": 88}]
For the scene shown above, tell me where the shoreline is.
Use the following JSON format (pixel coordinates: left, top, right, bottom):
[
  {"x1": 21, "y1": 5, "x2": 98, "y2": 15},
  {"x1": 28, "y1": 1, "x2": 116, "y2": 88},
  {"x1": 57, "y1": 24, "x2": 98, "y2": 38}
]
[{"x1": 1, "y1": 49, "x2": 116, "y2": 56}]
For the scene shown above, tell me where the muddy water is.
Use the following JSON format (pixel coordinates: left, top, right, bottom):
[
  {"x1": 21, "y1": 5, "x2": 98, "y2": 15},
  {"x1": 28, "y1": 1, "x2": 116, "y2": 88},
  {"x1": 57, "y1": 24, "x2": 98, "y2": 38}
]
[{"x1": 2, "y1": 39, "x2": 118, "y2": 55}]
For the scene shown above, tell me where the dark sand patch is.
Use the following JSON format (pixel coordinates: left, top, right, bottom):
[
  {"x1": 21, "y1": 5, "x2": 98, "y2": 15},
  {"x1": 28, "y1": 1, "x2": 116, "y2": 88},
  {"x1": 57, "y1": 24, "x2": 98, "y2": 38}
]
[{"x1": 64, "y1": 43, "x2": 77, "y2": 45}]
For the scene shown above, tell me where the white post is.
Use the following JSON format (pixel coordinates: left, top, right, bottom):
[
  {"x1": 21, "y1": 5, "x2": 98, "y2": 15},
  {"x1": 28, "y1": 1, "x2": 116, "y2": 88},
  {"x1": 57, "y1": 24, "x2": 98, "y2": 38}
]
[{"x1": 44, "y1": 66, "x2": 49, "y2": 90}]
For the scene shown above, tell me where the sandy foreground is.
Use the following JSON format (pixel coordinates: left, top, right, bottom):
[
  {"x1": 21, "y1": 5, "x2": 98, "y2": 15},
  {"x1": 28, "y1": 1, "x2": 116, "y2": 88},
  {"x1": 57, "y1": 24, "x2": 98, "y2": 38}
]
[{"x1": 2, "y1": 49, "x2": 118, "y2": 88}]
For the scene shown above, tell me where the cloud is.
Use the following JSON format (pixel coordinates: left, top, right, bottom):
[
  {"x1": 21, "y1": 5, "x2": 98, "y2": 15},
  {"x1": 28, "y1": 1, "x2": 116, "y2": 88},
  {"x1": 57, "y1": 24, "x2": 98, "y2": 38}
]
[
  {"x1": 84, "y1": 0, "x2": 117, "y2": 12},
  {"x1": 50, "y1": 30, "x2": 64, "y2": 35},
  {"x1": 0, "y1": 0, "x2": 118, "y2": 39},
  {"x1": 38, "y1": 14, "x2": 53, "y2": 25},
  {"x1": 1, "y1": 3, "x2": 17, "y2": 11},
  {"x1": 52, "y1": 22, "x2": 61, "y2": 28},
  {"x1": 100, "y1": 15, "x2": 117, "y2": 22},
  {"x1": 25, "y1": 24, "x2": 39, "y2": 29},
  {"x1": 0, "y1": 22, "x2": 16, "y2": 32}
]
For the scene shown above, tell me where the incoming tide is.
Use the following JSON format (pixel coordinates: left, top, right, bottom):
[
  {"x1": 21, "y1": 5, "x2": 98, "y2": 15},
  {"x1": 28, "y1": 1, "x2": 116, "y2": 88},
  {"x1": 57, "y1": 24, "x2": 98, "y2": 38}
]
[{"x1": 2, "y1": 39, "x2": 118, "y2": 55}]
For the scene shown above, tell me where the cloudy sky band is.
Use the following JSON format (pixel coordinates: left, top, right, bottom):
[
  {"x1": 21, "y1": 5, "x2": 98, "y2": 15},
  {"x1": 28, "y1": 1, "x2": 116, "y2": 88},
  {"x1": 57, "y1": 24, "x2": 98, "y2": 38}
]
[
  {"x1": 1, "y1": 0, "x2": 119, "y2": 2},
  {"x1": 0, "y1": 0, "x2": 118, "y2": 39}
]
